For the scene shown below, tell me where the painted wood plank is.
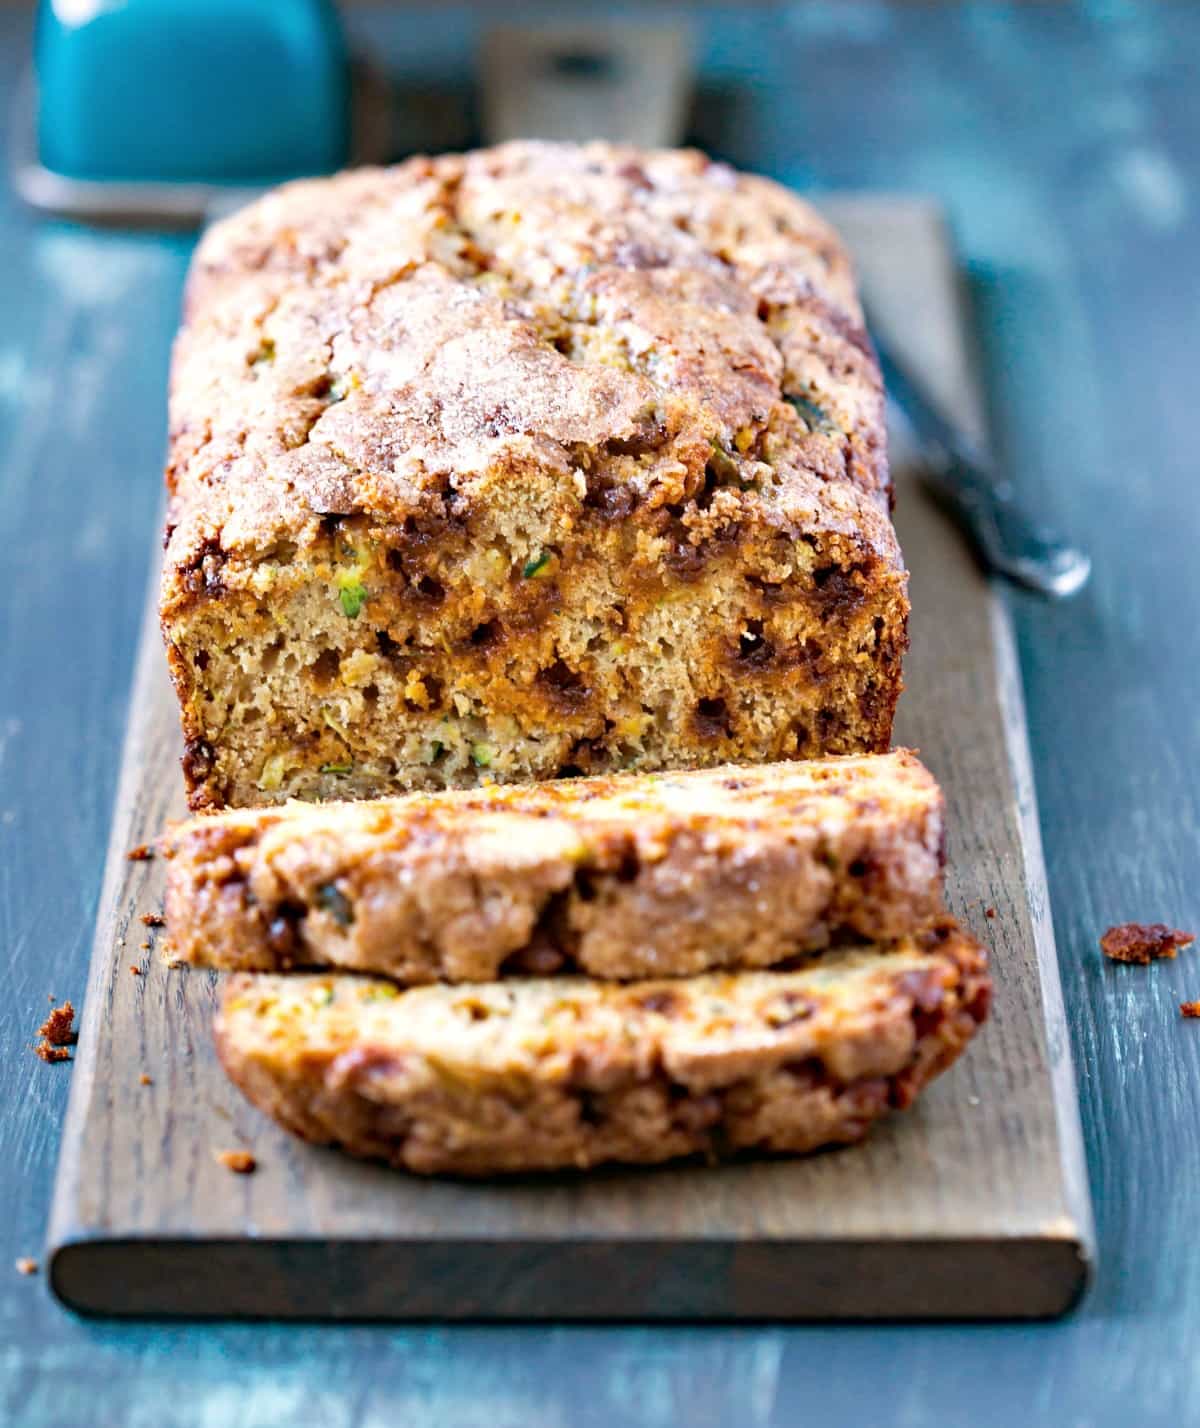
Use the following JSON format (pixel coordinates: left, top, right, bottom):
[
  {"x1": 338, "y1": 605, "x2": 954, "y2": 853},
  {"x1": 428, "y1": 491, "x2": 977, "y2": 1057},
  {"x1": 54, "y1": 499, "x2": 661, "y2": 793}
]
[{"x1": 43, "y1": 196, "x2": 1092, "y2": 1320}]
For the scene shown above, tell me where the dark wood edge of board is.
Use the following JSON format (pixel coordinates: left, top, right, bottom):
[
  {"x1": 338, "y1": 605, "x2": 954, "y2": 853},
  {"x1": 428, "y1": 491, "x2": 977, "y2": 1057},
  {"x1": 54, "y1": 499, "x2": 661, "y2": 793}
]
[
  {"x1": 48, "y1": 1233, "x2": 1089, "y2": 1322},
  {"x1": 985, "y1": 594, "x2": 1095, "y2": 1268},
  {"x1": 942, "y1": 198, "x2": 1094, "y2": 1285},
  {"x1": 44, "y1": 561, "x2": 170, "y2": 1296},
  {"x1": 871, "y1": 199, "x2": 1095, "y2": 1290}
]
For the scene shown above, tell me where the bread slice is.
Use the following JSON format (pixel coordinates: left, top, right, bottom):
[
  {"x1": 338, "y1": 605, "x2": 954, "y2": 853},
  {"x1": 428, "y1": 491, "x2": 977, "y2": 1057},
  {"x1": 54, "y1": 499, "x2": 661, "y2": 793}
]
[
  {"x1": 164, "y1": 750, "x2": 945, "y2": 983},
  {"x1": 160, "y1": 142, "x2": 906, "y2": 810},
  {"x1": 214, "y1": 918, "x2": 989, "y2": 1176}
]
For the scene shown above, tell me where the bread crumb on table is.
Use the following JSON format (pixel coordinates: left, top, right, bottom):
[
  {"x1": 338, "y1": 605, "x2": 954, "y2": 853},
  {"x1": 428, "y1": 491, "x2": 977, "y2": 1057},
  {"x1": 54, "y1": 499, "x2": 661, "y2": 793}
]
[
  {"x1": 1100, "y1": 923, "x2": 1195, "y2": 964},
  {"x1": 139, "y1": 1073, "x2": 153, "y2": 1085},
  {"x1": 130, "y1": 965, "x2": 142, "y2": 976},
  {"x1": 38, "y1": 1001, "x2": 76, "y2": 1046},
  {"x1": 215, "y1": 1149, "x2": 256, "y2": 1174},
  {"x1": 35, "y1": 1043, "x2": 71, "y2": 1063},
  {"x1": 984, "y1": 906, "x2": 997, "y2": 920},
  {"x1": 1181, "y1": 1001, "x2": 1200, "y2": 1019},
  {"x1": 140, "y1": 913, "x2": 165, "y2": 927},
  {"x1": 15, "y1": 1258, "x2": 37, "y2": 1276}
]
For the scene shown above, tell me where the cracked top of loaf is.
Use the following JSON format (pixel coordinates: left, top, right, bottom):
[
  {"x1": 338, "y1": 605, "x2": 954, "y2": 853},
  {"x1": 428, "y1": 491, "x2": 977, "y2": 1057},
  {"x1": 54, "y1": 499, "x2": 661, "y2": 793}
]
[{"x1": 163, "y1": 141, "x2": 895, "y2": 588}]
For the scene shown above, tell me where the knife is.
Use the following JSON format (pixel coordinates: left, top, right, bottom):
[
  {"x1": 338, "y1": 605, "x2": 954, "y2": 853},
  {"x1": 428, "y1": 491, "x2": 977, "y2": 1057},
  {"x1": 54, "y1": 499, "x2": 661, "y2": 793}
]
[{"x1": 873, "y1": 333, "x2": 1091, "y2": 598}]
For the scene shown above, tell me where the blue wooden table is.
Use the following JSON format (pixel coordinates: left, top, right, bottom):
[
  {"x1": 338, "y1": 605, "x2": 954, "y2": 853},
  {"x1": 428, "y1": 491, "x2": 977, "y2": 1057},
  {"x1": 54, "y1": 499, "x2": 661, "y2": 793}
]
[{"x1": 3, "y1": 4, "x2": 1198, "y2": 1422}]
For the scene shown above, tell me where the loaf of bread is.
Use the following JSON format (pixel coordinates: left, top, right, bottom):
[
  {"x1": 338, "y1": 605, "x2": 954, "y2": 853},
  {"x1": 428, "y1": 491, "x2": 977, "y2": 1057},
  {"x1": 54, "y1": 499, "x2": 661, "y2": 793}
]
[
  {"x1": 214, "y1": 919, "x2": 989, "y2": 1175},
  {"x1": 164, "y1": 751, "x2": 945, "y2": 982},
  {"x1": 162, "y1": 141, "x2": 907, "y2": 810}
]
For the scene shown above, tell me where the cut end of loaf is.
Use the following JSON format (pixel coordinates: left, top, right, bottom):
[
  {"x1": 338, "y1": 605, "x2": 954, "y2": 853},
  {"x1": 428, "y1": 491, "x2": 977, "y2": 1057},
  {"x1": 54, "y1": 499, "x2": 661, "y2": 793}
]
[{"x1": 165, "y1": 514, "x2": 907, "y2": 808}]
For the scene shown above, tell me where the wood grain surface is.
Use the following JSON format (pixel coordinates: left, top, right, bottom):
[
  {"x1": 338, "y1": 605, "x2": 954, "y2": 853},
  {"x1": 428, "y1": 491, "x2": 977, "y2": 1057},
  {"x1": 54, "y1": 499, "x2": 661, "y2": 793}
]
[{"x1": 43, "y1": 197, "x2": 1092, "y2": 1321}]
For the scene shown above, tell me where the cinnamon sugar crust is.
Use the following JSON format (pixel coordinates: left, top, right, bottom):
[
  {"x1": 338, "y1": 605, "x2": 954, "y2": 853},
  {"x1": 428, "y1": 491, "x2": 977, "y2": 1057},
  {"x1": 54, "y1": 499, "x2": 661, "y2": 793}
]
[{"x1": 162, "y1": 143, "x2": 907, "y2": 808}]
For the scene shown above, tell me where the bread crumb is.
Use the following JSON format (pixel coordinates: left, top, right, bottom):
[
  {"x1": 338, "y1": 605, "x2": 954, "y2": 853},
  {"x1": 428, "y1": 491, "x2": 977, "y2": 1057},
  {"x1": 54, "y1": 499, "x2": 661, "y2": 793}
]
[
  {"x1": 35, "y1": 1042, "x2": 71, "y2": 1063},
  {"x1": 38, "y1": 1001, "x2": 76, "y2": 1046},
  {"x1": 15, "y1": 1258, "x2": 37, "y2": 1276},
  {"x1": 139, "y1": 940, "x2": 151, "y2": 951},
  {"x1": 139, "y1": 1073, "x2": 153, "y2": 1085},
  {"x1": 126, "y1": 843, "x2": 155, "y2": 862},
  {"x1": 130, "y1": 965, "x2": 142, "y2": 976},
  {"x1": 984, "y1": 906, "x2": 997, "y2": 920},
  {"x1": 215, "y1": 1149, "x2": 257, "y2": 1174},
  {"x1": 1101, "y1": 923, "x2": 1195, "y2": 964},
  {"x1": 1181, "y1": 1001, "x2": 1200, "y2": 1019},
  {"x1": 47, "y1": 993, "x2": 56, "y2": 1003},
  {"x1": 140, "y1": 913, "x2": 165, "y2": 927}
]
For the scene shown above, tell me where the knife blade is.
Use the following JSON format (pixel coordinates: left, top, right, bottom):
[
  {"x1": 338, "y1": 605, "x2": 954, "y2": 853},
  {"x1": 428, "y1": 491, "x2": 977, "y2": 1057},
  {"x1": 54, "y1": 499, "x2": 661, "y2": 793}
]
[{"x1": 873, "y1": 332, "x2": 1091, "y2": 599}]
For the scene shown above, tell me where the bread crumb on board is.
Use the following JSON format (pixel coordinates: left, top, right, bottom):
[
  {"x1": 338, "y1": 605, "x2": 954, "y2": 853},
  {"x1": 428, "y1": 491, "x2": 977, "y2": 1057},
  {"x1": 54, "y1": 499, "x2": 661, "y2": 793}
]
[
  {"x1": 1101, "y1": 923, "x2": 1195, "y2": 964},
  {"x1": 139, "y1": 1073, "x2": 153, "y2": 1086},
  {"x1": 15, "y1": 1258, "x2": 37, "y2": 1276},
  {"x1": 140, "y1": 912, "x2": 165, "y2": 927},
  {"x1": 984, "y1": 906, "x2": 997, "y2": 920},
  {"x1": 215, "y1": 1149, "x2": 257, "y2": 1174},
  {"x1": 126, "y1": 843, "x2": 155, "y2": 862},
  {"x1": 1180, "y1": 1001, "x2": 1200, "y2": 1019},
  {"x1": 130, "y1": 965, "x2": 142, "y2": 976}
]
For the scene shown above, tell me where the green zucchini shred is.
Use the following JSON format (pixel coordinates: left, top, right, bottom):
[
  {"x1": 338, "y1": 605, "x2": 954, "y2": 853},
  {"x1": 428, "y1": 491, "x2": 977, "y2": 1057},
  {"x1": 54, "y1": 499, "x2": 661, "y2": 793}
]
[{"x1": 339, "y1": 582, "x2": 367, "y2": 618}]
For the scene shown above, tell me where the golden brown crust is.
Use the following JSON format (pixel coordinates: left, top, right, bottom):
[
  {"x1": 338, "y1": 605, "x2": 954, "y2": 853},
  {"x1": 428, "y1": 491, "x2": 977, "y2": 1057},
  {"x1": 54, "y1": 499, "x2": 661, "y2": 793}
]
[
  {"x1": 214, "y1": 917, "x2": 990, "y2": 1176},
  {"x1": 164, "y1": 752, "x2": 945, "y2": 982},
  {"x1": 162, "y1": 143, "x2": 906, "y2": 808}
]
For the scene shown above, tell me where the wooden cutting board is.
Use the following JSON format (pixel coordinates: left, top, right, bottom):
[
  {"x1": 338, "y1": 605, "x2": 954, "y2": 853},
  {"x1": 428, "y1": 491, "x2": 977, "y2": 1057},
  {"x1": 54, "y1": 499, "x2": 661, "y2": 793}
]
[{"x1": 45, "y1": 197, "x2": 1094, "y2": 1320}]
